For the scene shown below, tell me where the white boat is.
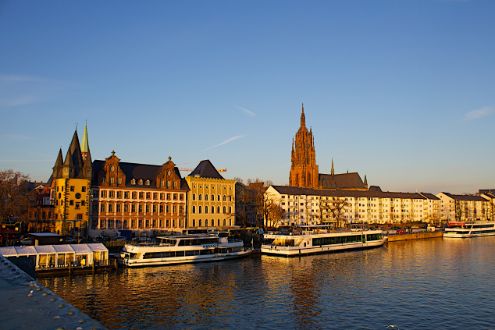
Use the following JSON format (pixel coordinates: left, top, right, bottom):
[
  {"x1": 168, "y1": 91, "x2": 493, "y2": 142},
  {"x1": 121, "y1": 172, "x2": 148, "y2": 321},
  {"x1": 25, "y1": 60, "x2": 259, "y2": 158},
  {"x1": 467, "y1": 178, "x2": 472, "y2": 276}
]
[
  {"x1": 444, "y1": 222, "x2": 495, "y2": 238},
  {"x1": 121, "y1": 233, "x2": 252, "y2": 267},
  {"x1": 261, "y1": 229, "x2": 386, "y2": 257}
]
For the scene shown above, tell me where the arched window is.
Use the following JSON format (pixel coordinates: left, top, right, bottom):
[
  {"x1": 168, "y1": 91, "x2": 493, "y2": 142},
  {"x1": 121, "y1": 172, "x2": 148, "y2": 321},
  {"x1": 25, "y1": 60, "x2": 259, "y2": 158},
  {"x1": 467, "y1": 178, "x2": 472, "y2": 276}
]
[
  {"x1": 131, "y1": 179, "x2": 136, "y2": 185},
  {"x1": 205, "y1": 194, "x2": 208, "y2": 201},
  {"x1": 223, "y1": 206, "x2": 226, "y2": 214},
  {"x1": 205, "y1": 206, "x2": 208, "y2": 213},
  {"x1": 138, "y1": 179, "x2": 143, "y2": 185},
  {"x1": 145, "y1": 179, "x2": 150, "y2": 186},
  {"x1": 223, "y1": 219, "x2": 226, "y2": 226},
  {"x1": 199, "y1": 219, "x2": 202, "y2": 227},
  {"x1": 192, "y1": 206, "x2": 195, "y2": 214},
  {"x1": 223, "y1": 195, "x2": 226, "y2": 201},
  {"x1": 211, "y1": 194, "x2": 214, "y2": 201},
  {"x1": 199, "y1": 206, "x2": 202, "y2": 213},
  {"x1": 199, "y1": 194, "x2": 202, "y2": 201},
  {"x1": 205, "y1": 219, "x2": 209, "y2": 227},
  {"x1": 192, "y1": 219, "x2": 196, "y2": 227}
]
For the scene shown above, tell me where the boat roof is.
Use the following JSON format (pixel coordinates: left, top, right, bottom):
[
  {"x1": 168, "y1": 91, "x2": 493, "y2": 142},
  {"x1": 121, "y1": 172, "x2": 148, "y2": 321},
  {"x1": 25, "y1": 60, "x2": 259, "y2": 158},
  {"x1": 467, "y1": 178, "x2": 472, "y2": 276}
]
[
  {"x1": 157, "y1": 234, "x2": 218, "y2": 240},
  {"x1": 264, "y1": 230, "x2": 383, "y2": 238},
  {"x1": 0, "y1": 243, "x2": 108, "y2": 257}
]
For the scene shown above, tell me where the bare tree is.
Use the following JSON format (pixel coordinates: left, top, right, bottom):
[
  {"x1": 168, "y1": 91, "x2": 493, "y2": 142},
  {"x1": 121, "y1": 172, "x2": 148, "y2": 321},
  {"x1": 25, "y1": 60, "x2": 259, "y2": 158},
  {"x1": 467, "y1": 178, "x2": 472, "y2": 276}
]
[
  {"x1": 263, "y1": 197, "x2": 284, "y2": 228},
  {"x1": 328, "y1": 198, "x2": 349, "y2": 229},
  {"x1": 0, "y1": 170, "x2": 31, "y2": 222}
]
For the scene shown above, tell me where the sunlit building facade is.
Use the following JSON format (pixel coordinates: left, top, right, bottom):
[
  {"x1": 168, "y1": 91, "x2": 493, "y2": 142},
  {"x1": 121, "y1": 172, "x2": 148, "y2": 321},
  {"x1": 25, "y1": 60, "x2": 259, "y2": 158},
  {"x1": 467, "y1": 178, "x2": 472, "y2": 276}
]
[
  {"x1": 185, "y1": 160, "x2": 236, "y2": 229},
  {"x1": 436, "y1": 192, "x2": 494, "y2": 222},
  {"x1": 265, "y1": 185, "x2": 441, "y2": 227}
]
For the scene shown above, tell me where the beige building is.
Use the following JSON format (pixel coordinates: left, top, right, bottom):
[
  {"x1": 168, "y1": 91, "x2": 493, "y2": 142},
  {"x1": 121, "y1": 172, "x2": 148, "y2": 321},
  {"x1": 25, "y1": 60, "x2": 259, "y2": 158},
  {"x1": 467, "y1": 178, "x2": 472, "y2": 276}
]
[
  {"x1": 436, "y1": 192, "x2": 494, "y2": 222},
  {"x1": 185, "y1": 160, "x2": 236, "y2": 229},
  {"x1": 264, "y1": 185, "x2": 441, "y2": 227}
]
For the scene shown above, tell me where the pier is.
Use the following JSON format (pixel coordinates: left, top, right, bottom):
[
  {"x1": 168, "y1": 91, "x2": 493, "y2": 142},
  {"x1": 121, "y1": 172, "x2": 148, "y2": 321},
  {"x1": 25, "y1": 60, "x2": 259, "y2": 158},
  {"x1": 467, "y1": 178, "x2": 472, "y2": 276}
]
[
  {"x1": 387, "y1": 231, "x2": 443, "y2": 242},
  {"x1": 0, "y1": 254, "x2": 105, "y2": 330}
]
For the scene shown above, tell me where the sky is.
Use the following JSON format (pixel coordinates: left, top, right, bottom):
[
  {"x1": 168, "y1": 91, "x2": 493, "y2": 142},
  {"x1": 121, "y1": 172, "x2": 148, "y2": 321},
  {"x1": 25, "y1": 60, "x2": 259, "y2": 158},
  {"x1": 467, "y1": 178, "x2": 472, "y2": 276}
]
[{"x1": 1, "y1": 0, "x2": 494, "y2": 194}]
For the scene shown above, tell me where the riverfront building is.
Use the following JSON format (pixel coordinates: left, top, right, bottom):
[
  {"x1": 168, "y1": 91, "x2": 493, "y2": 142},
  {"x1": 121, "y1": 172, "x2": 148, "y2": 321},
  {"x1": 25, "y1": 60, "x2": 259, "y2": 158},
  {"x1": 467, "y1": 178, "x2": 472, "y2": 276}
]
[
  {"x1": 89, "y1": 152, "x2": 188, "y2": 236},
  {"x1": 264, "y1": 185, "x2": 441, "y2": 227},
  {"x1": 185, "y1": 160, "x2": 237, "y2": 229},
  {"x1": 49, "y1": 125, "x2": 92, "y2": 235},
  {"x1": 436, "y1": 192, "x2": 494, "y2": 222}
]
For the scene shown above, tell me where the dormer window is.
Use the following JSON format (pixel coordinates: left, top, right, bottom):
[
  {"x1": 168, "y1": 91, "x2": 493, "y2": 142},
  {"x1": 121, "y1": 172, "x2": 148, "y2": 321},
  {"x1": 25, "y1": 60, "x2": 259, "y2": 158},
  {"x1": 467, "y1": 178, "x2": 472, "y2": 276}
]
[
  {"x1": 131, "y1": 179, "x2": 136, "y2": 185},
  {"x1": 145, "y1": 179, "x2": 150, "y2": 186},
  {"x1": 110, "y1": 165, "x2": 115, "y2": 172},
  {"x1": 138, "y1": 179, "x2": 143, "y2": 185}
]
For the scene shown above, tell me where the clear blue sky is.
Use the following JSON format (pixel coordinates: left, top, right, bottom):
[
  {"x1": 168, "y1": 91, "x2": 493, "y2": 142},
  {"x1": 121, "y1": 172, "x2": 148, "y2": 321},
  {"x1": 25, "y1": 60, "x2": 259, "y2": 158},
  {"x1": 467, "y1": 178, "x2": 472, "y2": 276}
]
[{"x1": 1, "y1": 0, "x2": 494, "y2": 194}]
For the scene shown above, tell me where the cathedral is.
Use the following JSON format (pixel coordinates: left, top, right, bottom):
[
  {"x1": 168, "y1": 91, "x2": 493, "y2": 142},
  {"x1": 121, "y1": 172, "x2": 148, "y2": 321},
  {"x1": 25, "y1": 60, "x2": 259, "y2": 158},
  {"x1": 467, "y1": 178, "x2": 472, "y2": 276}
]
[{"x1": 289, "y1": 104, "x2": 368, "y2": 190}]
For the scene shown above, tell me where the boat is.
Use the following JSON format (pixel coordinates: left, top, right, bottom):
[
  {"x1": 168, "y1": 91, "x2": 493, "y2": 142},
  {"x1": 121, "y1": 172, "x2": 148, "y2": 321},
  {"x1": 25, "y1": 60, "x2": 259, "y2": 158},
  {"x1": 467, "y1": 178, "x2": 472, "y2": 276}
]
[
  {"x1": 261, "y1": 229, "x2": 386, "y2": 257},
  {"x1": 121, "y1": 233, "x2": 252, "y2": 267},
  {"x1": 444, "y1": 222, "x2": 495, "y2": 238}
]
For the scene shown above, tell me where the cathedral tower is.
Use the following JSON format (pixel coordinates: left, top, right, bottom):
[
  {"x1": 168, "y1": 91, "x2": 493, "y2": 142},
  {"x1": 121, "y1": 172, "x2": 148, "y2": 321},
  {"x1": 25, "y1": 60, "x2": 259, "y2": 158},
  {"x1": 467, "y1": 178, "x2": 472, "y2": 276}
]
[{"x1": 289, "y1": 104, "x2": 319, "y2": 188}]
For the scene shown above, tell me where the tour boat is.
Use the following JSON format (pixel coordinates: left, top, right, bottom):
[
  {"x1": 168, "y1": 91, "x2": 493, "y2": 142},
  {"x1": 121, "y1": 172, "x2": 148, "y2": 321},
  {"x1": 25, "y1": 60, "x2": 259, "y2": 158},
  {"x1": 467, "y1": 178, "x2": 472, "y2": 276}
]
[
  {"x1": 444, "y1": 222, "x2": 495, "y2": 238},
  {"x1": 121, "y1": 233, "x2": 252, "y2": 267},
  {"x1": 261, "y1": 229, "x2": 386, "y2": 257}
]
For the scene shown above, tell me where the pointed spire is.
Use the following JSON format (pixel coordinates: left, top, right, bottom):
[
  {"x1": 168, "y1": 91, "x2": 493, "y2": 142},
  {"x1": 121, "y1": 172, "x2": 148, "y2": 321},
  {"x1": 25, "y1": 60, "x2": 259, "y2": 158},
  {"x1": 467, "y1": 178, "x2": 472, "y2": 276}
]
[
  {"x1": 364, "y1": 175, "x2": 368, "y2": 186},
  {"x1": 300, "y1": 103, "x2": 306, "y2": 128},
  {"x1": 52, "y1": 148, "x2": 64, "y2": 178},
  {"x1": 331, "y1": 158, "x2": 335, "y2": 176},
  {"x1": 81, "y1": 121, "x2": 89, "y2": 153}
]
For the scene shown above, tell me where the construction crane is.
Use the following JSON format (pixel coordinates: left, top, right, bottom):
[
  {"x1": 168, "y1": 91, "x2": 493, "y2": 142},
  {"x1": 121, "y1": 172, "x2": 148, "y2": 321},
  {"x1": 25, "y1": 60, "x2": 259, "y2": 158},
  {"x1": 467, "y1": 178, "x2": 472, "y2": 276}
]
[{"x1": 179, "y1": 168, "x2": 227, "y2": 173}]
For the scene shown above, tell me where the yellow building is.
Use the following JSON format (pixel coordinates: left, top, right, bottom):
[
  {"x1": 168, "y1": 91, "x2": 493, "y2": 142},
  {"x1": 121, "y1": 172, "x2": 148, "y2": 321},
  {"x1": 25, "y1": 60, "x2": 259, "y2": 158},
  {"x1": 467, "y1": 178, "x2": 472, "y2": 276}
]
[
  {"x1": 50, "y1": 125, "x2": 92, "y2": 235},
  {"x1": 185, "y1": 160, "x2": 236, "y2": 229}
]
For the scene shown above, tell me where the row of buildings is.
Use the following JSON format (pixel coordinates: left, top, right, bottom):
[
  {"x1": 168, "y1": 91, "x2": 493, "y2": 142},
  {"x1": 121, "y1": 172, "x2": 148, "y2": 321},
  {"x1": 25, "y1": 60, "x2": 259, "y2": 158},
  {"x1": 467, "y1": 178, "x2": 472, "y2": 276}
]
[
  {"x1": 28, "y1": 106, "x2": 494, "y2": 236},
  {"x1": 263, "y1": 105, "x2": 495, "y2": 227},
  {"x1": 32, "y1": 125, "x2": 235, "y2": 237}
]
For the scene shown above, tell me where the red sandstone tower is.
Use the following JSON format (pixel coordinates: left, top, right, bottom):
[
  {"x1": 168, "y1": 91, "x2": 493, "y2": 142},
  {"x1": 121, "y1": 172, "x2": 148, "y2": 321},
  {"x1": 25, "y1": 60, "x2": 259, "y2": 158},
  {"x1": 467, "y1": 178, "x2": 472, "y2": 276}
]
[{"x1": 289, "y1": 104, "x2": 319, "y2": 188}]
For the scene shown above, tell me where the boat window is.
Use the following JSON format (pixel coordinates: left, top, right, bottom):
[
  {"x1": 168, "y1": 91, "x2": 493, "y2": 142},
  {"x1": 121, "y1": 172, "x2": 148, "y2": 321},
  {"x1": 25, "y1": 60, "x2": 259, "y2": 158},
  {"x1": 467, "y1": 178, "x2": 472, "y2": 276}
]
[{"x1": 185, "y1": 250, "x2": 200, "y2": 256}]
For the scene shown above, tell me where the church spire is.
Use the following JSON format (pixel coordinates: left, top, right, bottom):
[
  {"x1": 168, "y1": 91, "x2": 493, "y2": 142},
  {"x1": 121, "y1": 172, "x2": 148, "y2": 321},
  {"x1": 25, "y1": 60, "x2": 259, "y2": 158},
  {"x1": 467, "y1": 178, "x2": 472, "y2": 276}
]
[
  {"x1": 81, "y1": 121, "x2": 89, "y2": 155},
  {"x1": 331, "y1": 158, "x2": 335, "y2": 176},
  {"x1": 364, "y1": 175, "x2": 368, "y2": 187},
  {"x1": 300, "y1": 103, "x2": 306, "y2": 128},
  {"x1": 52, "y1": 148, "x2": 63, "y2": 179}
]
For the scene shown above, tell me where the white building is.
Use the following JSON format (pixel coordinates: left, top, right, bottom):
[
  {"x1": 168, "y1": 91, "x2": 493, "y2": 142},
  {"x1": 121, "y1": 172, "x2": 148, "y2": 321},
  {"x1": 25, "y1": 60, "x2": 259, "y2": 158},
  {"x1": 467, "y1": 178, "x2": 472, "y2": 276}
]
[
  {"x1": 264, "y1": 185, "x2": 441, "y2": 227},
  {"x1": 436, "y1": 192, "x2": 494, "y2": 222}
]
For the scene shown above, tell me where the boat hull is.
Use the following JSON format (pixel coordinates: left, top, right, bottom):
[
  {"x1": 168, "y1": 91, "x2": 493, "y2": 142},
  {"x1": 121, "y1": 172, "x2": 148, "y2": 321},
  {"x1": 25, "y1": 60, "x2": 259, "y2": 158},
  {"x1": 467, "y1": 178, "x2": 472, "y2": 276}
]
[
  {"x1": 261, "y1": 238, "x2": 386, "y2": 257},
  {"x1": 123, "y1": 249, "x2": 253, "y2": 267},
  {"x1": 444, "y1": 232, "x2": 495, "y2": 239}
]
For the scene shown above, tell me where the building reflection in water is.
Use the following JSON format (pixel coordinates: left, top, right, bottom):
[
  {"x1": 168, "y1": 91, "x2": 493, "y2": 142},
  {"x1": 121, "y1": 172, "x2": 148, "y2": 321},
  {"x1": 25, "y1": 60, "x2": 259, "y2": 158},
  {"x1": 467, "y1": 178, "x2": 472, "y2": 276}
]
[{"x1": 39, "y1": 238, "x2": 495, "y2": 329}]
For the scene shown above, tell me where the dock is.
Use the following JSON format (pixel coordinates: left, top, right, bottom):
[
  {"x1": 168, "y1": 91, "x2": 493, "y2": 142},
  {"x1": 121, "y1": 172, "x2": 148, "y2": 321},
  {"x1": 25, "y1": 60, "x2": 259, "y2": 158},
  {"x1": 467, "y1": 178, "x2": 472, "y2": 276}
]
[{"x1": 387, "y1": 231, "x2": 443, "y2": 242}]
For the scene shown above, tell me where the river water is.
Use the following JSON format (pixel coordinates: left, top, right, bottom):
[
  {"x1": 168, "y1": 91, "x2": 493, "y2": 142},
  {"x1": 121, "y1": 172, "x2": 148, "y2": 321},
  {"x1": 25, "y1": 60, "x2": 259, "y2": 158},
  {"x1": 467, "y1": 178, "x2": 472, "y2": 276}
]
[{"x1": 40, "y1": 237, "x2": 495, "y2": 329}]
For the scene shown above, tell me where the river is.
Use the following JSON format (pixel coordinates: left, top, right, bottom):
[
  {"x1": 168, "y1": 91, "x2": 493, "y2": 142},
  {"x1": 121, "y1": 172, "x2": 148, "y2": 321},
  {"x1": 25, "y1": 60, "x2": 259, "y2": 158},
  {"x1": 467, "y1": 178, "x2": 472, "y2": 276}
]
[{"x1": 40, "y1": 237, "x2": 495, "y2": 329}]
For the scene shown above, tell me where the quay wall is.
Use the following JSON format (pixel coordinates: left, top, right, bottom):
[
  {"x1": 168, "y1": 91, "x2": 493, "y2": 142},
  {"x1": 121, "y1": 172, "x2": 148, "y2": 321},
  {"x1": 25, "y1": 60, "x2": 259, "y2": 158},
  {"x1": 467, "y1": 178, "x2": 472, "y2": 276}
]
[
  {"x1": 387, "y1": 231, "x2": 443, "y2": 242},
  {"x1": 0, "y1": 254, "x2": 105, "y2": 330}
]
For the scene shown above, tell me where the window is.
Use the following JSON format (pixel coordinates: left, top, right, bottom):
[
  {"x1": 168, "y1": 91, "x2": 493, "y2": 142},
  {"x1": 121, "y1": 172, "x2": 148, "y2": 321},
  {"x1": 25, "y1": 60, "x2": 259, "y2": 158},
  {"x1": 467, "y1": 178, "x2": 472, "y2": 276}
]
[
  {"x1": 70, "y1": 200, "x2": 74, "y2": 206},
  {"x1": 82, "y1": 186, "x2": 86, "y2": 192},
  {"x1": 110, "y1": 177, "x2": 115, "y2": 185},
  {"x1": 192, "y1": 206, "x2": 195, "y2": 214},
  {"x1": 70, "y1": 186, "x2": 75, "y2": 192},
  {"x1": 118, "y1": 178, "x2": 122, "y2": 185},
  {"x1": 131, "y1": 179, "x2": 136, "y2": 185},
  {"x1": 145, "y1": 179, "x2": 150, "y2": 186},
  {"x1": 205, "y1": 219, "x2": 209, "y2": 227},
  {"x1": 138, "y1": 179, "x2": 143, "y2": 185}
]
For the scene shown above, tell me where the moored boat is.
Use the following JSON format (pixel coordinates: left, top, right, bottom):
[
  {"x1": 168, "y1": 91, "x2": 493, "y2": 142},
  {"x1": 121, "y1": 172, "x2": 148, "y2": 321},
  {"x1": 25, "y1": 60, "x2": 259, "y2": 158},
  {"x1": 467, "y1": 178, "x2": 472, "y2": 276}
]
[
  {"x1": 444, "y1": 222, "x2": 495, "y2": 238},
  {"x1": 261, "y1": 229, "x2": 386, "y2": 257},
  {"x1": 121, "y1": 233, "x2": 252, "y2": 267}
]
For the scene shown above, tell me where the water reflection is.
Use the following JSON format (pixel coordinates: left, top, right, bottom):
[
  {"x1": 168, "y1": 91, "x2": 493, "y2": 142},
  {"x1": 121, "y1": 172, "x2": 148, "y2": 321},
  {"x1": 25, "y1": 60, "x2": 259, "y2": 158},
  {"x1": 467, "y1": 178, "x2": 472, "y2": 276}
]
[{"x1": 40, "y1": 238, "x2": 495, "y2": 329}]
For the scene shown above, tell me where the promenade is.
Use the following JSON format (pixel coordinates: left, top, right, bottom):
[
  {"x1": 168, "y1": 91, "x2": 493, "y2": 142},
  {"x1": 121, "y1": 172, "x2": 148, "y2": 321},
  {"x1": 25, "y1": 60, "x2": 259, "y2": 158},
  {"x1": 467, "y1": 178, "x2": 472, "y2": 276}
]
[{"x1": 0, "y1": 255, "x2": 105, "y2": 330}]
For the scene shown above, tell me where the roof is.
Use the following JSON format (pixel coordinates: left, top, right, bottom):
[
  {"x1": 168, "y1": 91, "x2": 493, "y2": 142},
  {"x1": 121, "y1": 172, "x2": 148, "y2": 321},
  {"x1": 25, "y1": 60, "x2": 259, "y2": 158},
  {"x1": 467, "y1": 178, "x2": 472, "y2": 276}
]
[
  {"x1": 270, "y1": 185, "x2": 433, "y2": 200},
  {"x1": 419, "y1": 192, "x2": 441, "y2": 200},
  {"x1": 318, "y1": 172, "x2": 367, "y2": 190},
  {"x1": 441, "y1": 192, "x2": 488, "y2": 202},
  {"x1": 29, "y1": 233, "x2": 61, "y2": 238},
  {"x1": 189, "y1": 160, "x2": 224, "y2": 179},
  {"x1": 92, "y1": 160, "x2": 188, "y2": 190}
]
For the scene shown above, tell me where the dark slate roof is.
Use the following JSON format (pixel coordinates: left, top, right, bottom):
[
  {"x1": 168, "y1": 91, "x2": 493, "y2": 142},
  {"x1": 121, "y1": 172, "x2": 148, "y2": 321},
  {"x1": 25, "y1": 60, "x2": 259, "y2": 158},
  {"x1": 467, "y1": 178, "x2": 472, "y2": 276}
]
[
  {"x1": 188, "y1": 160, "x2": 224, "y2": 179},
  {"x1": 480, "y1": 189, "x2": 495, "y2": 196},
  {"x1": 271, "y1": 185, "x2": 431, "y2": 200},
  {"x1": 318, "y1": 172, "x2": 367, "y2": 189},
  {"x1": 442, "y1": 192, "x2": 488, "y2": 202},
  {"x1": 92, "y1": 160, "x2": 188, "y2": 190},
  {"x1": 419, "y1": 192, "x2": 441, "y2": 200}
]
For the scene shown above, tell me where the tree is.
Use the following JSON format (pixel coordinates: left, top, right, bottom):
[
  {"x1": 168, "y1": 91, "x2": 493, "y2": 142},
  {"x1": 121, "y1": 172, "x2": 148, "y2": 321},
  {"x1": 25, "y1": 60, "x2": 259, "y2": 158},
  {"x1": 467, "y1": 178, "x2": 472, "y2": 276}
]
[
  {"x1": 328, "y1": 198, "x2": 349, "y2": 229},
  {"x1": 0, "y1": 170, "x2": 31, "y2": 222},
  {"x1": 263, "y1": 198, "x2": 285, "y2": 228}
]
